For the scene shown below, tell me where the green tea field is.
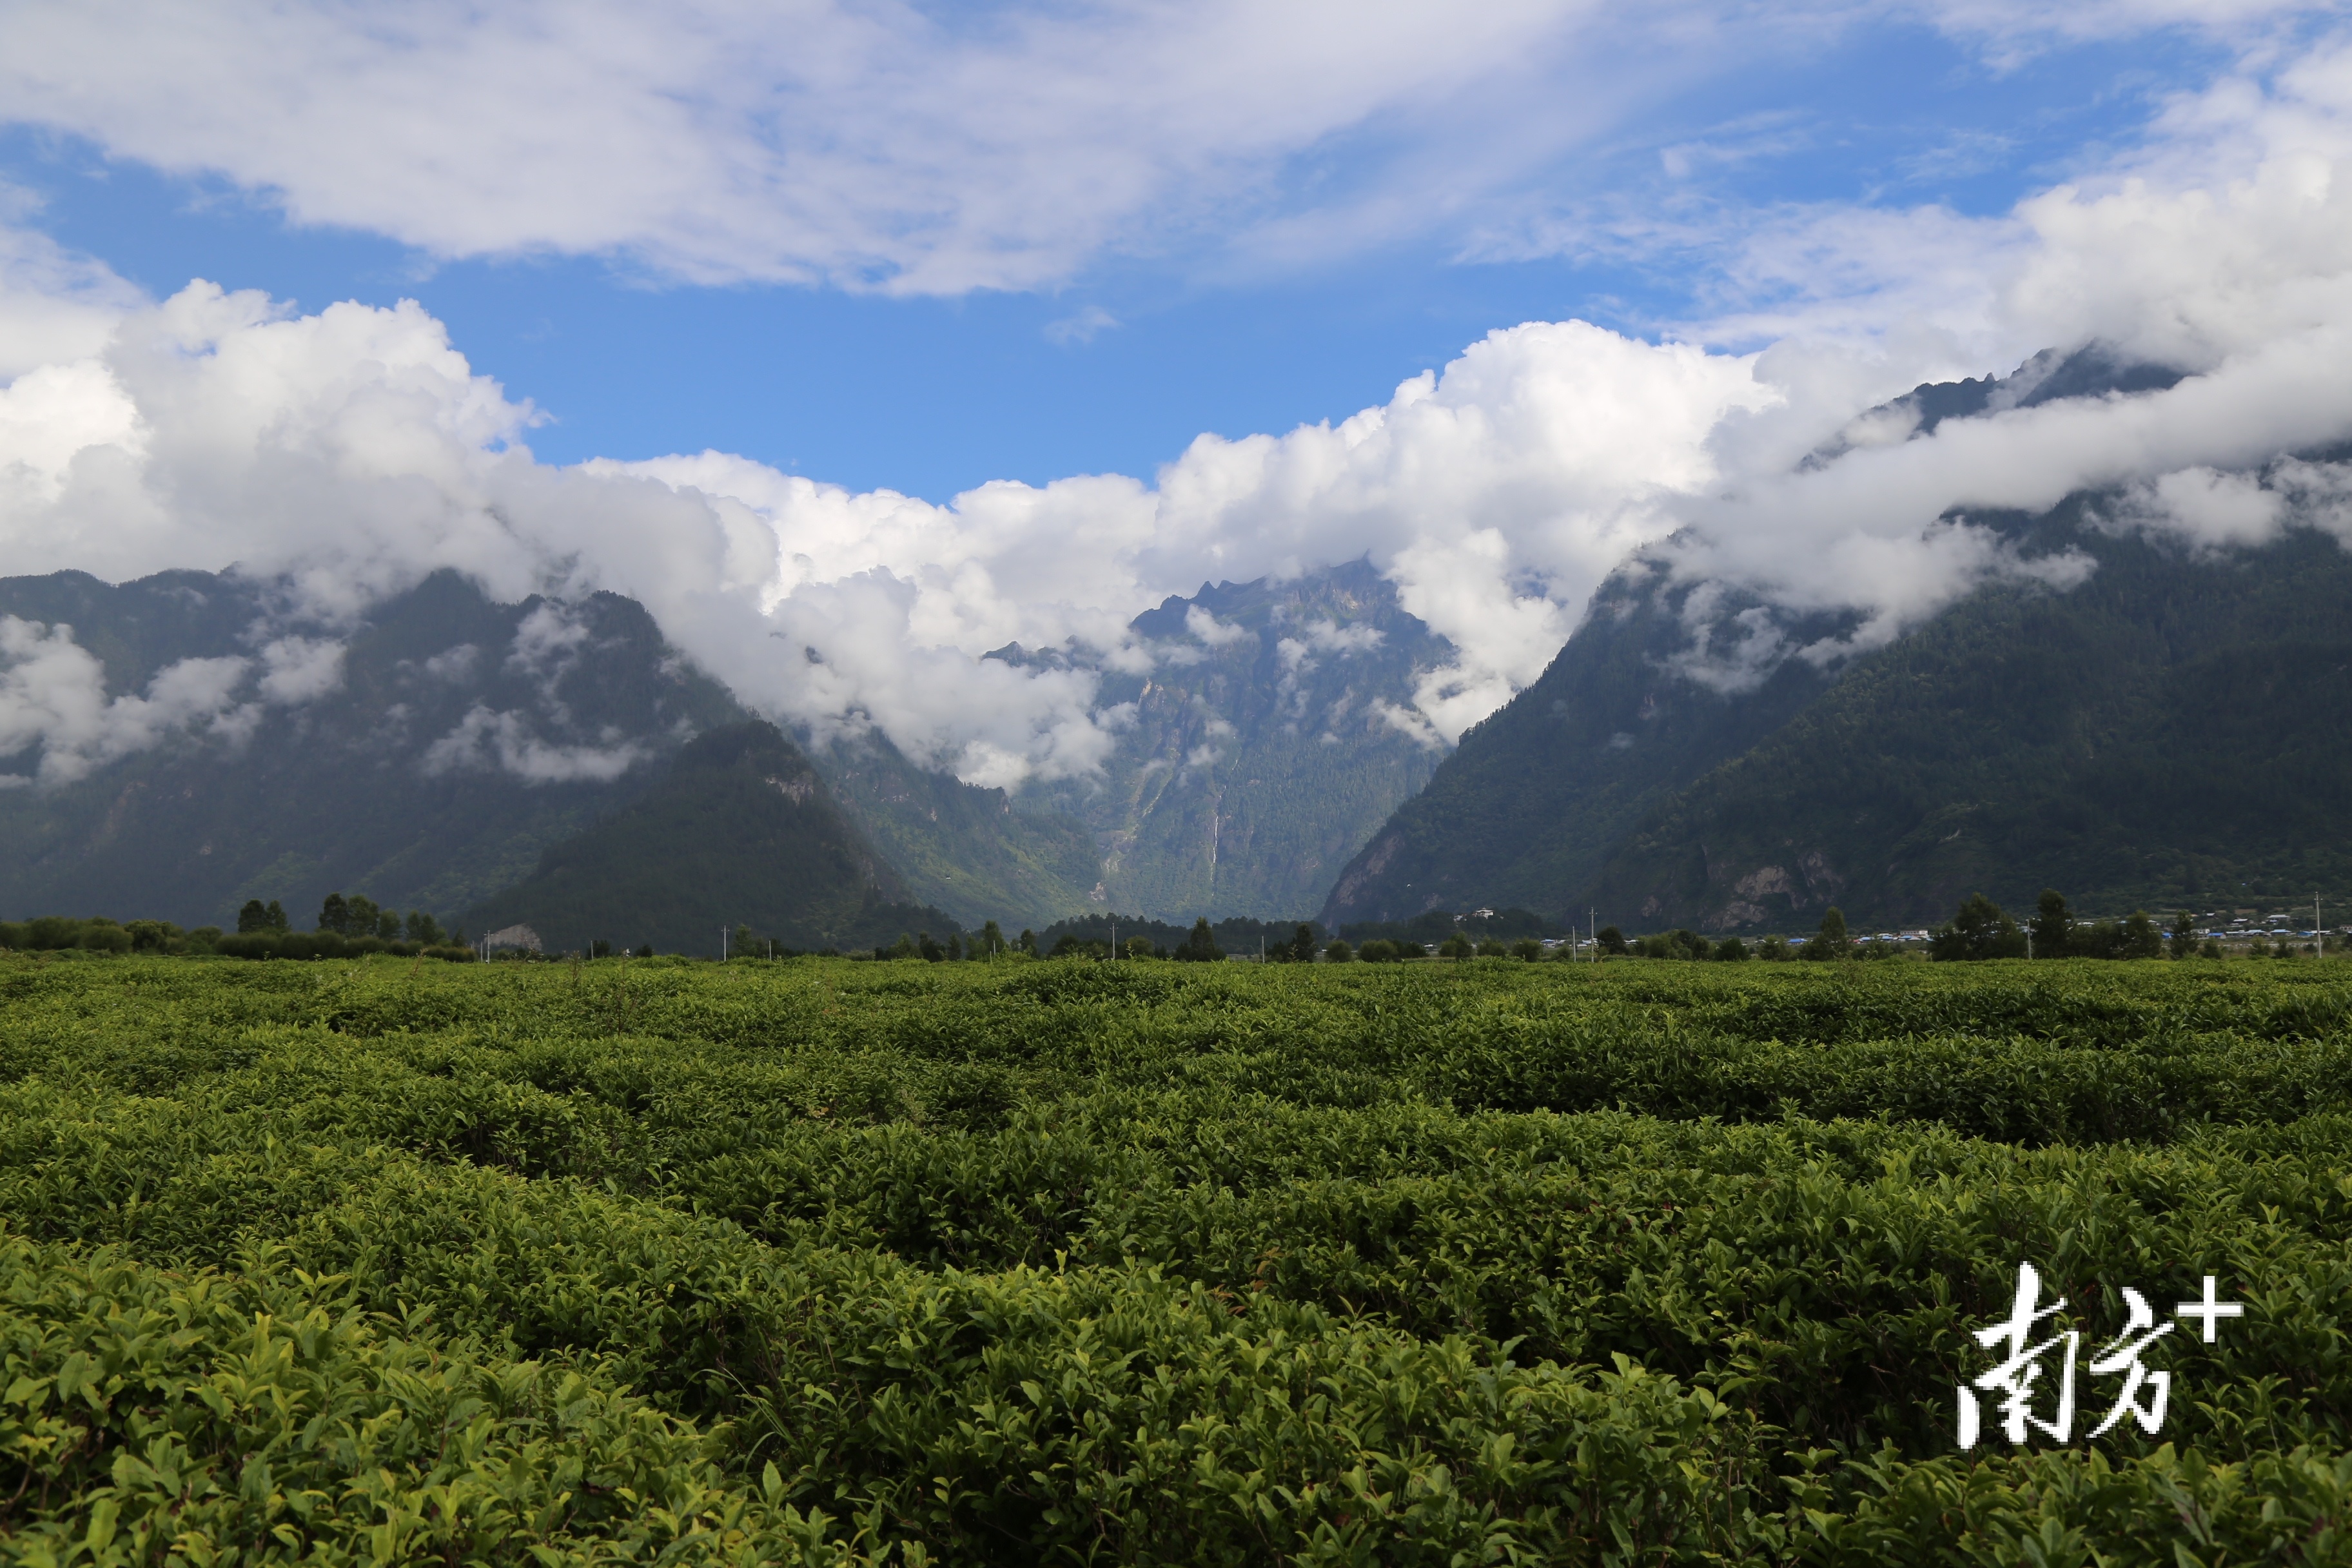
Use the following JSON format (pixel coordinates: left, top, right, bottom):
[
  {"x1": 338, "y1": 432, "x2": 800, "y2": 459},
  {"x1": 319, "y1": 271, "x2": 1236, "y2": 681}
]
[{"x1": 4, "y1": 952, "x2": 2351, "y2": 1564}]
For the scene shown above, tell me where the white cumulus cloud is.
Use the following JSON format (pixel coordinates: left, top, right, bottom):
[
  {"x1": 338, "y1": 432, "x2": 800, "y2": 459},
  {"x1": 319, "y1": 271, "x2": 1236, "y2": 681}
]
[{"x1": 0, "y1": 618, "x2": 252, "y2": 786}]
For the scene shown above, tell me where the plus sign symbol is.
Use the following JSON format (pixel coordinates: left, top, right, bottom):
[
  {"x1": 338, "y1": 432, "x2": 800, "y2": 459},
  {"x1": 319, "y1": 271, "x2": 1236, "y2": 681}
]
[{"x1": 2175, "y1": 1275, "x2": 2244, "y2": 1342}]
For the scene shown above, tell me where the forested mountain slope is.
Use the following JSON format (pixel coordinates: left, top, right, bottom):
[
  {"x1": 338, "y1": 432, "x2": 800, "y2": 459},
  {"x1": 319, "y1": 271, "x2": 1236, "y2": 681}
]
[
  {"x1": 1324, "y1": 353, "x2": 2352, "y2": 932},
  {"x1": 0, "y1": 568, "x2": 741, "y2": 928},
  {"x1": 807, "y1": 729, "x2": 1104, "y2": 930},
  {"x1": 462, "y1": 720, "x2": 954, "y2": 953},
  {"x1": 1585, "y1": 502, "x2": 2352, "y2": 928},
  {"x1": 1317, "y1": 569, "x2": 1834, "y2": 925}
]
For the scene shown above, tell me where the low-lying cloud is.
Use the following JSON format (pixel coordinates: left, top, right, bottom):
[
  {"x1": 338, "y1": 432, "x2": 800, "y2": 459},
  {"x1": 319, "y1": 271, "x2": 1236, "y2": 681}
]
[
  {"x1": 420, "y1": 704, "x2": 651, "y2": 785},
  {"x1": 0, "y1": 616, "x2": 278, "y2": 785},
  {"x1": 1, "y1": 39, "x2": 2351, "y2": 787}
]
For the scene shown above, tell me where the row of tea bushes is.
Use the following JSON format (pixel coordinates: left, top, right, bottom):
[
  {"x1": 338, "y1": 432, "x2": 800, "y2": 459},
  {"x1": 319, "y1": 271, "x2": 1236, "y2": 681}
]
[
  {"x1": 5, "y1": 954, "x2": 2352, "y2": 1562},
  {"x1": 3, "y1": 1057, "x2": 2347, "y2": 1456}
]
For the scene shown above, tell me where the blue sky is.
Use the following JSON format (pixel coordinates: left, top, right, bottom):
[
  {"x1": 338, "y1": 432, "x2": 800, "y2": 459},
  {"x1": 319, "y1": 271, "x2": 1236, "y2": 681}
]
[{"x1": 0, "y1": 6, "x2": 2257, "y2": 499}]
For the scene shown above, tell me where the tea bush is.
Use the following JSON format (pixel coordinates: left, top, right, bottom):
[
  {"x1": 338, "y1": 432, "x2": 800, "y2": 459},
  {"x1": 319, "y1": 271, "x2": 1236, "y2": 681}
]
[{"x1": 2, "y1": 952, "x2": 2349, "y2": 1563}]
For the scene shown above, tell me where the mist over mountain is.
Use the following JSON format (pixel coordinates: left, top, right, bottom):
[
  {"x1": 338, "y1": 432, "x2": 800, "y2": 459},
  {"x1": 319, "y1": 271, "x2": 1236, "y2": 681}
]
[
  {"x1": 16, "y1": 324, "x2": 2352, "y2": 948},
  {"x1": 0, "y1": 560, "x2": 1446, "y2": 936},
  {"x1": 781, "y1": 563, "x2": 1453, "y2": 927},
  {"x1": 0, "y1": 567, "x2": 740, "y2": 928},
  {"x1": 1325, "y1": 353, "x2": 2352, "y2": 932},
  {"x1": 803, "y1": 725, "x2": 1104, "y2": 930},
  {"x1": 1318, "y1": 573, "x2": 1836, "y2": 927},
  {"x1": 1582, "y1": 495, "x2": 2352, "y2": 930},
  {"x1": 461, "y1": 720, "x2": 955, "y2": 955},
  {"x1": 994, "y1": 561, "x2": 1452, "y2": 921}
]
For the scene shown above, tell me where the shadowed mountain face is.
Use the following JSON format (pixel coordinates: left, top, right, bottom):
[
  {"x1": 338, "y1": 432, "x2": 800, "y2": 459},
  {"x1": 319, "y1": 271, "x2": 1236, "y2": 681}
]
[
  {"x1": 1317, "y1": 571, "x2": 1835, "y2": 926},
  {"x1": 1324, "y1": 353, "x2": 2352, "y2": 932},
  {"x1": 0, "y1": 568, "x2": 742, "y2": 929},
  {"x1": 806, "y1": 728, "x2": 1105, "y2": 931},
  {"x1": 1578, "y1": 508, "x2": 2352, "y2": 930},
  {"x1": 994, "y1": 560, "x2": 1455, "y2": 922},
  {"x1": 461, "y1": 720, "x2": 954, "y2": 954},
  {"x1": 0, "y1": 560, "x2": 1442, "y2": 937}
]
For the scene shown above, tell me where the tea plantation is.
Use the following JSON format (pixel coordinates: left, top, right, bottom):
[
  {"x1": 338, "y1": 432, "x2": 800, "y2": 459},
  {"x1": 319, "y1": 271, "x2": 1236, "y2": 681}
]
[{"x1": 4, "y1": 952, "x2": 2351, "y2": 1565}]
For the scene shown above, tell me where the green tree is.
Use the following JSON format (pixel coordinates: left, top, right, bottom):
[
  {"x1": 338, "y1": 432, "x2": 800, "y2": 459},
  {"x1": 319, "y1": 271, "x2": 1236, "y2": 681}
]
[
  {"x1": 1289, "y1": 923, "x2": 1318, "y2": 963},
  {"x1": 2119, "y1": 910, "x2": 2164, "y2": 960},
  {"x1": 404, "y1": 911, "x2": 446, "y2": 946},
  {"x1": 1712, "y1": 936, "x2": 1750, "y2": 961},
  {"x1": 1437, "y1": 932, "x2": 1476, "y2": 960},
  {"x1": 2168, "y1": 910, "x2": 2197, "y2": 960},
  {"x1": 1511, "y1": 937, "x2": 1544, "y2": 961},
  {"x1": 237, "y1": 899, "x2": 271, "y2": 934},
  {"x1": 1324, "y1": 939, "x2": 1355, "y2": 963},
  {"x1": 976, "y1": 919, "x2": 1007, "y2": 957},
  {"x1": 1803, "y1": 907, "x2": 1852, "y2": 961},
  {"x1": 344, "y1": 895, "x2": 380, "y2": 938},
  {"x1": 1124, "y1": 936, "x2": 1156, "y2": 961},
  {"x1": 2030, "y1": 889, "x2": 2073, "y2": 959},
  {"x1": 1018, "y1": 928, "x2": 1038, "y2": 956},
  {"x1": 123, "y1": 920, "x2": 175, "y2": 954},
  {"x1": 77, "y1": 921, "x2": 130, "y2": 953},
  {"x1": 1595, "y1": 925, "x2": 1629, "y2": 956},
  {"x1": 317, "y1": 893, "x2": 349, "y2": 935},
  {"x1": 1175, "y1": 918, "x2": 1224, "y2": 963},
  {"x1": 1930, "y1": 894, "x2": 2026, "y2": 961}
]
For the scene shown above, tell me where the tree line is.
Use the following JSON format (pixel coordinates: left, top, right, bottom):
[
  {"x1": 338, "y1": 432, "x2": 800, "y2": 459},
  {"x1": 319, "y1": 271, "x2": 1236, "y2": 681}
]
[{"x1": 0, "y1": 891, "x2": 471, "y2": 961}]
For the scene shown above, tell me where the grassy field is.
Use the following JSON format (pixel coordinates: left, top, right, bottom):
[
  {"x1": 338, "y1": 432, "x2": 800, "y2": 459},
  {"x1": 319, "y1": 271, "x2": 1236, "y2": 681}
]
[{"x1": 3, "y1": 951, "x2": 2350, "y2": 1564}]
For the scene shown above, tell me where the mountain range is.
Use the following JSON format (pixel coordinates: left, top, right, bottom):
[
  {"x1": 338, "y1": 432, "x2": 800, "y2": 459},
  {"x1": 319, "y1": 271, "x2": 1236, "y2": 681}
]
[
  {"x1": 991, "y1": 560, "x2": 1451, "y2": 920},
  {"x1": 7, "y1": 348, "x2": 2349, "y2": 945},
  {"x1": 0, "y1": 558, "x2": 1449, "y2": 943}
]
